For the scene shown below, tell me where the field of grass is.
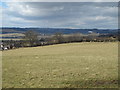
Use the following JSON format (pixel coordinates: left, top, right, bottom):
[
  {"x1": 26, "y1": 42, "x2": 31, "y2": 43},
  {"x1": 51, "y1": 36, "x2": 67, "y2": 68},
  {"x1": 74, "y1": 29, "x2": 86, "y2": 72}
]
[{"x1": 2, "y1": 42, "x2": 118, "y2": 88}]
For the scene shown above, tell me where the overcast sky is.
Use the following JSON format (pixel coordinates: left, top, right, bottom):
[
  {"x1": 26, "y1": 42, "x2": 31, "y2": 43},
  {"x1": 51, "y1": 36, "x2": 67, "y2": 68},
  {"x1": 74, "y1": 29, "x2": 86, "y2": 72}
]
[{"x1": 0, "y1": 1, "x2": 118, "y2": 29}]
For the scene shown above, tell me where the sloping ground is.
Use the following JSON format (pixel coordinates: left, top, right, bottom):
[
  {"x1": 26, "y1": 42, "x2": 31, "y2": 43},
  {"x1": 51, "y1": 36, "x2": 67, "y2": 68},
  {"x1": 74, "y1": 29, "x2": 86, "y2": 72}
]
[{"x1": 2, "y1": 42, "x2": 118, "y2": 88}]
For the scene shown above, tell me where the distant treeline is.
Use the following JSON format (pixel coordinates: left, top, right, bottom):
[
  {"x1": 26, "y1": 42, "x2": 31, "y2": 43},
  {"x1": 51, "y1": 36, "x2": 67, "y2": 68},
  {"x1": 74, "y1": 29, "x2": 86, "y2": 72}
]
[{"x1": 0, "y1": 30, "x2": 119, "y2": 50}]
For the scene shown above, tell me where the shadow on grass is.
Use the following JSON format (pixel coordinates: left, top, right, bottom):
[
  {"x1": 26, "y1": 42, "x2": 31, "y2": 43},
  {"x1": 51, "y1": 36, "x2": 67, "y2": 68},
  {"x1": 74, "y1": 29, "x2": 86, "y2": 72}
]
[
  {"x1": 61, "y1": 79, "x2": 118, "y2": 88},
  {"x1": 1, "y1": 80, "x2": 118, "y2": 90}
]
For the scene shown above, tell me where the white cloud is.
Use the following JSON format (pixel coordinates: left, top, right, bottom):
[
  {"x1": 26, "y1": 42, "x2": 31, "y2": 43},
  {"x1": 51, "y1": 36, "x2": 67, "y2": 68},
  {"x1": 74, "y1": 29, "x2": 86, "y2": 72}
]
[{"x1": 95, "y1": 16, "x2": 107, "y2": 20}]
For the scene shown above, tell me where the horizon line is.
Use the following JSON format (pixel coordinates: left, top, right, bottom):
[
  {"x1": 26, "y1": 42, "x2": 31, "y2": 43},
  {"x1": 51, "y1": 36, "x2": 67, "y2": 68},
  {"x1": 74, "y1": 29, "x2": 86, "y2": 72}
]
[{"x1": 0, "y1": 27, "x2": 118, "y2": 30}]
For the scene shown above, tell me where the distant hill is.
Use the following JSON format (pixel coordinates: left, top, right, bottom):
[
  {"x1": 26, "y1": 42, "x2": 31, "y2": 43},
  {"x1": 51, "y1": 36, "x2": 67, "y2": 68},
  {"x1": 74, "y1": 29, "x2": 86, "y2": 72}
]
[{"x1": 1, "y1": 27, "x2": 118, "y2": 35}]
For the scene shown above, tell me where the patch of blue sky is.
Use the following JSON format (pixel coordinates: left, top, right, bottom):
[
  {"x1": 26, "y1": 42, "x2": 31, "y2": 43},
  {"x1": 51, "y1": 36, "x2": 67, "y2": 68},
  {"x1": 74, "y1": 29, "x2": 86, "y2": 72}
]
[{"x1": 0, "y1": 2, "x2": 8, "y2": 8}]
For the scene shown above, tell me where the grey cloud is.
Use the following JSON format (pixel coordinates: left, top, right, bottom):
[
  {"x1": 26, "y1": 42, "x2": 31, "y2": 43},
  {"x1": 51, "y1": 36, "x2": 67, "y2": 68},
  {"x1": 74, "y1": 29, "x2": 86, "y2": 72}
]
[{"x1": 2, "y1": 2, "x2": 118, "y2": 29}]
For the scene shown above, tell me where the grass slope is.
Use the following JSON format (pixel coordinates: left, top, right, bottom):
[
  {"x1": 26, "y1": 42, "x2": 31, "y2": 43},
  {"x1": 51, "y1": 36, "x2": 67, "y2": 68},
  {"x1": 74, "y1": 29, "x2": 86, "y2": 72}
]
[{"x1": 2, "y1": 42, "x2": 118, "y2": 88}]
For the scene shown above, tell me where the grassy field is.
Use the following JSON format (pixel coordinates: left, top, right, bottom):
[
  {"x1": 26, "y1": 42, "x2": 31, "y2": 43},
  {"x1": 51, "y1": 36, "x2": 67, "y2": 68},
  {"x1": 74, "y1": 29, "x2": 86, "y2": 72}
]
[{"x1": 2, "y1": 42, "x2": 118, "y2": 88}]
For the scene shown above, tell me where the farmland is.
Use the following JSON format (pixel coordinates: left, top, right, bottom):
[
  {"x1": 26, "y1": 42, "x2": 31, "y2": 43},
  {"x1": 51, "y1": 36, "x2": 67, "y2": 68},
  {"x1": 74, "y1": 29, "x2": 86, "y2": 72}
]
[{"x1": 2, "y1": 42, "x2": 118, "y2": 88}]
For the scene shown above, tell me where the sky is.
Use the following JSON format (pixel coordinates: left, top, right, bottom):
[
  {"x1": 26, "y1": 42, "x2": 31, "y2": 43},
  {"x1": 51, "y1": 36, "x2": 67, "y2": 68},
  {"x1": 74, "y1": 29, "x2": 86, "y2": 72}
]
[{"x1": 0, "y1": 1, "x2": 119, "y2": 29}]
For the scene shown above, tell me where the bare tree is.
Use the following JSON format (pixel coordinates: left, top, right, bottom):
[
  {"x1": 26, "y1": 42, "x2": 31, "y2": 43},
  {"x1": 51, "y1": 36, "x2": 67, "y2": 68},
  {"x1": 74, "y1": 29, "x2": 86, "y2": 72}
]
[
  {"x1": 53, "y1": 32, "x2": 64, "y2": 44},
  {"x1": 23, "y1": 30, "x2": 38, "y2": 47}
]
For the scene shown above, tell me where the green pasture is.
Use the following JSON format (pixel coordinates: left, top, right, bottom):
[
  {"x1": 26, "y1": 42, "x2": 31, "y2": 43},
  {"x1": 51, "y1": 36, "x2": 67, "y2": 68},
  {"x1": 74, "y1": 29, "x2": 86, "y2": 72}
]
[{"x1": 2, "y1": 42, "x2": 118, "y2": 88}]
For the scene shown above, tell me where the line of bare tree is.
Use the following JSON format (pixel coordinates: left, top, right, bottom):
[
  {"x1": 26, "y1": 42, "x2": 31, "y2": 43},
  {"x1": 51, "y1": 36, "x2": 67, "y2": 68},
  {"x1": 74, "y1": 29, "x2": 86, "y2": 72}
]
[{"x1": 1, "y1": 30, "x2": 118, "y2": 50}]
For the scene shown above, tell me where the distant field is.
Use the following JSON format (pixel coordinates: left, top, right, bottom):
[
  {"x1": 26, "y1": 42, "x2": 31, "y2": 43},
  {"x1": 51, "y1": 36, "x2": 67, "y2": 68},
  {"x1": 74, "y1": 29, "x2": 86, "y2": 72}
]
[
  {"x1": 0, "y1": 33, "x2": 24, "y2": 40},
  {"x1": 2, "y1": 42, "x2": 118, "y2": 88},
  {"x1": 0, "y1": 33, "x2": 24, "y2": 37}
]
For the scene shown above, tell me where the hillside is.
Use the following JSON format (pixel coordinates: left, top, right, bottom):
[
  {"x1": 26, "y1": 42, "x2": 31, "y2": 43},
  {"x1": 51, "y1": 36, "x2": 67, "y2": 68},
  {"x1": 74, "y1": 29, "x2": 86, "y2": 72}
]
[
  {"x1": 1, "y1": 27, "x2": 117, "y2": 34},
  {"x1": 2, "y1": 42, "x2": 118, "y2": 88}
]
